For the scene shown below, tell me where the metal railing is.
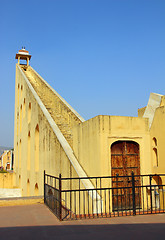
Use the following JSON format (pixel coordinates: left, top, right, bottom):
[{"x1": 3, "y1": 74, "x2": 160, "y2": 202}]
[{"x1": 44, "y1": 171, "x2": 165, "y2": 221}]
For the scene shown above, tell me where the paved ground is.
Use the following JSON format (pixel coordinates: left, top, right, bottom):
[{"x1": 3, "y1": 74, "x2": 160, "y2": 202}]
[{"x1": 0, "y1": 204, "x2": 165, "y2": 239}]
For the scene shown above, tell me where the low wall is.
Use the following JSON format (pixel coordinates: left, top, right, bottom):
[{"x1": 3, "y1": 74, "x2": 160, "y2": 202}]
[
  {"x1": 0, "y1": 196, "x2": 44, "y2": 206},
  {"x1": 0, "y1": 188, "x2": 21, "y2": 198},
  {"x1": 0, "y1": 173, "x2": 14, "y2": 188}
]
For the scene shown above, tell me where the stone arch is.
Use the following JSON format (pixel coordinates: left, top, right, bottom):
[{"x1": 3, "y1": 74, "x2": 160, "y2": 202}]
[
  {"x1": 151, "y1": 175, "x2": 163, "y2": 209},
  {"x1": 153, "y1": 137, "x2": 157, "y2": 147},
  {"x1": 152, "y1": 137, "x2": 158, "y2": 167},
  {"x1": 27, "y1": 179, "x2": 30, "y2": 196},
  {"x1": 35, "y1": 124, "x2": 39, "y2": 171},
  {"x1": 153, "y1": 148, "x2": 158, "y2": 167},
  {"x1": 152, "y1": 175, "x2": 162, "y2": 187},
  {"x1": 35, "y1": 183, "x2": 39, "y2": 196},
  {"x1": 19, "y1": 174, "x2": 21, "y2": 188}
]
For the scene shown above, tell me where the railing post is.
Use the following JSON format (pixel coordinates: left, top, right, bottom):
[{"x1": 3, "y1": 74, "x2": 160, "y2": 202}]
[
  {"x1": 131, "y1": 171, "x2": 136, "y2": 216},
  {"x1": 150, "y1": 175, "x2": 153, "y2": 214},
  {"x1": 59, "y1": 173, "x2": 62, "y2": 221},
  {"x1": 44, "y1": 170, "x2": 46, "y2": 204},
  {"x1": 116, "y1": 173, "x2": 119, "y2": 215}
]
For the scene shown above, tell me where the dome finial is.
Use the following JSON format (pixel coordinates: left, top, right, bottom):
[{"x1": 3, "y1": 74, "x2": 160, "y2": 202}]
[{"x1": 15, "y1": 48, "x2": 31, "y2": 66}]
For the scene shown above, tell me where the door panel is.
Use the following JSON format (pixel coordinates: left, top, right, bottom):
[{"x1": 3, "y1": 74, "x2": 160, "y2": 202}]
[{"x1": 111, "y1": 141, "x2": 141, "y2": 211}]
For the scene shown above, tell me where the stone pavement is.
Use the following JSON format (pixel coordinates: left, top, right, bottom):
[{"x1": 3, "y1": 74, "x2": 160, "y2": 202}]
[{"x1": 0, "y1": 204, "x2": 165, "y2": 239}]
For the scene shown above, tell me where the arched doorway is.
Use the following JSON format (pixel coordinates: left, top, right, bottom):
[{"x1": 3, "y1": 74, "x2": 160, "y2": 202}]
[{"x1": 111, "y1": 141, "x2": 141, "y2": 210}]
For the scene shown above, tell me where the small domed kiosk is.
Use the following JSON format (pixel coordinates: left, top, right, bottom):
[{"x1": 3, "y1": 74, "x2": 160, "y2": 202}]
[{"x1": 15, "y1": 47, "x2": 31, "y2": 66}]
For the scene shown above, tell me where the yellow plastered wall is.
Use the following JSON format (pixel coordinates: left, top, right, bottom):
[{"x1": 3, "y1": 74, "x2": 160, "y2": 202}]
[
  {"x1": 71, "y1": 115, "x2": 152, "y2": 214},
  {"x1": 0, "y1": 173, "x2": 14, "y2": 188},
  {"x1": 150, "y1": 105, "x2": 165, "y2": 183},
  {"x1": 72, "y1": 115, "x2": 151, "y2": 179},
  {"x1": 138, "y1": 107, "x2": 146, "y2": 118}
]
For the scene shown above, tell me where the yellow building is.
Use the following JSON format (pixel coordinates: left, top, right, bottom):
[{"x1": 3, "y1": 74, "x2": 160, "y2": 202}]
[
  {"x1": 13, "y1": 48, "x2": 165, "y2": 214},
  {"x1": 0, "y1": 150, "x2": 13, "y2": 170}
]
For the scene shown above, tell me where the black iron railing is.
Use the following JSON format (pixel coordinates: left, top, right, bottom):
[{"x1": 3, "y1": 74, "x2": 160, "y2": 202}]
[{"x1": 44, "y1": 171, "x2": 165, "y2": 221}]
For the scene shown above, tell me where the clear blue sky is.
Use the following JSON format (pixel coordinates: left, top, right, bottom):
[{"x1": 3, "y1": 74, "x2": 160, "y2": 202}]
[{"x1": 0, "y1": 0, "x2": 165, "y2": 147}]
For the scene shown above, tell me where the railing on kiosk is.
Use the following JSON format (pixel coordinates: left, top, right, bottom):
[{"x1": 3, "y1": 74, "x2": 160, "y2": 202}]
[{"x1": 44, "y1": 171, "x2": 165, "y2": 221}]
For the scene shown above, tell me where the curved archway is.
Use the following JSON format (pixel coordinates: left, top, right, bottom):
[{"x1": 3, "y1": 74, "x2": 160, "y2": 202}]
[
  {"x1": 19, "y1": 175, "x2": 21, "y2": 188},
  {"x1": 152, "y1": 175, "x2": 162, "y2": 188},
  {"x1": 152, "y1": 137, "x2": 158, "y2": 167},
  {"x1": 27, "y1": 179, "x2": 30, "y2": 196},
  {"x1": 153, "y1": 137, "x2": 157, "y2": 147},
  {"x1": 35, "y1": 183, "x2": 39, "y2": 196},
  {"x1": 153, "y1": 148, "x2": 158, "y2": 167}
]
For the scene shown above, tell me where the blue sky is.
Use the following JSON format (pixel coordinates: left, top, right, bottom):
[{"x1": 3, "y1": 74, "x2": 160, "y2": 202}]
[{"x1": 0, "y1": 0, "x2": 165, "y2": 147}]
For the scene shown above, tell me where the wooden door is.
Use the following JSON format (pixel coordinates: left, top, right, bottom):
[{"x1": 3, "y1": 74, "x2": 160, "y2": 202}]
[{"x1": 111, "y1": 141, "x2": 141, "y2": 211}]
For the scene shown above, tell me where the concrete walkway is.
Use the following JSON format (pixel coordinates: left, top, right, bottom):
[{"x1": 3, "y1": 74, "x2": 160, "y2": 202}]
[{"x1": 0, "y1": 204, "x2": 165, "y2": 239}]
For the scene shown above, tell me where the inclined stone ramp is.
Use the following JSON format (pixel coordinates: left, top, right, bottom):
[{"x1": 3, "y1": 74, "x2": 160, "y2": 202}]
[
  {"x1": 22, "y1": 65, "x2": 83, "y2": 147},
  {"x1": 18, "y1": 64, "x2": 102, "y2": 212}
]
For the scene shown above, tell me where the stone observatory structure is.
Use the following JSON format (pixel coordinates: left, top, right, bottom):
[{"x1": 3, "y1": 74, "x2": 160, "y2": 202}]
[{"x1": 14, "y1": 48, "x2": 165, "y2": 203}]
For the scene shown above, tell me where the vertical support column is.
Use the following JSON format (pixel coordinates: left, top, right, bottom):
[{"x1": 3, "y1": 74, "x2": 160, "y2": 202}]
[
  {"x1": 18, "y1": 56, "x2": 20, "y2": 65},
  {"x1": 116, "y1": 173, "x2": 119, "y2": 215},
  {"x1": 59, "y1": 173, "x2": 62, "y2": 221},
  {"x1": 132, "y1": 171, "x2": 136, "y2": 216},
  {"x1": 150, "y1": 175, "x2": 153, "y2": 213},
  {"x1": 27, "y1": 57, "x2": 29, "y2": 66}
]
